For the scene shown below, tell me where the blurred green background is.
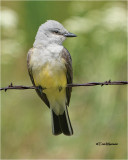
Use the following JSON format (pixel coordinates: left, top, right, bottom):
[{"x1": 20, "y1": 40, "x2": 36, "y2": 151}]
[{"x1": 1, "y1": 1, "x2": 127, "y2": 159}]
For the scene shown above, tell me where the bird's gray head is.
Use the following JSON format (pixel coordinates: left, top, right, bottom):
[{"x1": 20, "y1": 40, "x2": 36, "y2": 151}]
[{"x1": 34, "y1": 20, "x2": 76, "y2": 47}]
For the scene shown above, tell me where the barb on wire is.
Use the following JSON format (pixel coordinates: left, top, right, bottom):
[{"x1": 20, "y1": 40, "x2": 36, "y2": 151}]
[
  {"x1": 67, "y1": 80, "x2": 128, "y2": 87},
  {"x1": 0, "y1": 83, "x2": 37, "y2": 92},
  {"x1": 0, "y1": 80, "x2": 128, "y2": 92}
]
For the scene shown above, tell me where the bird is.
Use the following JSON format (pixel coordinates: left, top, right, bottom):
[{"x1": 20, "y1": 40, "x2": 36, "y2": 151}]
[{"x1": 27, "y1": 20, "x2": 77, "y2": 136}]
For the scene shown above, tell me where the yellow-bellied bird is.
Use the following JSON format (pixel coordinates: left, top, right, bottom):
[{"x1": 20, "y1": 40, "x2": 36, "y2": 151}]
[{"x1": 27, "y1": 20, "x2": 76, "y2": 136}]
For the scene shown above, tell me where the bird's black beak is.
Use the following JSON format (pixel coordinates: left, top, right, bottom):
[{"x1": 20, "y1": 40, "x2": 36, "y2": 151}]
[{"x1": 64, "y1": 32, "x2": 77, "y2": 37}]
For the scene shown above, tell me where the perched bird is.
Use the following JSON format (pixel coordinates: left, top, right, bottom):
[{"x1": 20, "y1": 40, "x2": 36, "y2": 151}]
[{"x1": 27, "y1": 20, "x2": 76, "y2": 136}]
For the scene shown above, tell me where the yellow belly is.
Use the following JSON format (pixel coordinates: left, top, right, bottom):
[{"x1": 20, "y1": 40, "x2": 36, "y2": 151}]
[
  {"x1": 34, "y1": 63, "x2": 66, "y2": 88},
  {"x1": 33, "y1": 62, "x2": 67, "y2": 115}
]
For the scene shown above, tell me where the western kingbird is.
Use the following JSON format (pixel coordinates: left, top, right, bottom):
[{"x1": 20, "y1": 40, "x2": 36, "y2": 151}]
[{"x1": 27, "y1": 20, "x2": 76, "y2": 136}]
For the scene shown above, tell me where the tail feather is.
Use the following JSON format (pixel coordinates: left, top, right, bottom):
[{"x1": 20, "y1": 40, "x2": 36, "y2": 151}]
[
  {"x1": 51, "y1": 110, "x2": 62, "y2": 135},
  {"x1": 51, "y1": 107, "x2": 73, "y2": 136}
]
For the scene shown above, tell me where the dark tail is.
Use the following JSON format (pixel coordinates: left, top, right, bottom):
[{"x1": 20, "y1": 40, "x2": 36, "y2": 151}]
[{"x1": 51, "y1": 107, "x2": 73, "y2": 136}]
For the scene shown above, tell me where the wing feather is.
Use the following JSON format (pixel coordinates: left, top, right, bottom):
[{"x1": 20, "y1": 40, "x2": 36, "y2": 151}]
[
  {"x1": 61, "y1": 48, "x2": 73, "y2": 106},
  {"x1": 27, "y1": 48, "x2": 50, "y2": 108}
]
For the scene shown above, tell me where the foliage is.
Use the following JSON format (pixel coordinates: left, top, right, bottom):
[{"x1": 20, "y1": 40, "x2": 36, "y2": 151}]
[{"x1": 1, "y1": 1, "x2": 127, "y2": 159}]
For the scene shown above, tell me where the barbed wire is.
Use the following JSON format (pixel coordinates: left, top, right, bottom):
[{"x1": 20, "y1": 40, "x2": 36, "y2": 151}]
[{"x1": 0, "y1": 80, "x2": 127, "y2": 92}]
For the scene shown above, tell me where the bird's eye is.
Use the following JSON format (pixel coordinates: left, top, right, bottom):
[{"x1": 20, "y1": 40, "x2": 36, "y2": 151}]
[{"x1": 52, "y1": 30, "x2": 59, "y2": 34}]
